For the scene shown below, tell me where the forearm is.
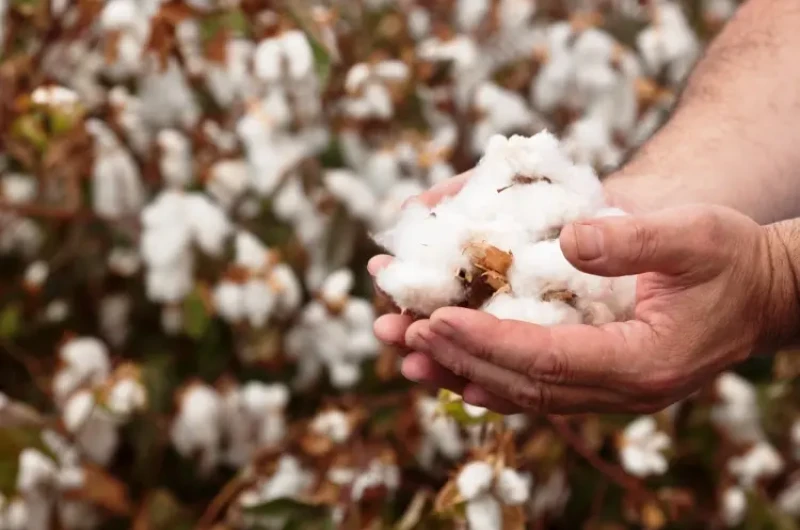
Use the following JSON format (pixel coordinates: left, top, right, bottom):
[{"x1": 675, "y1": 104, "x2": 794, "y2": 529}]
[{"x1": 605, "y1": 0, "x2": 800, "y2": 224}]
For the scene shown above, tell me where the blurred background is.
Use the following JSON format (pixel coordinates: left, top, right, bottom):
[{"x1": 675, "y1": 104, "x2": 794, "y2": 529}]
[{"x1": 4, "y1": 0, "x2": 799, "y2": 529}]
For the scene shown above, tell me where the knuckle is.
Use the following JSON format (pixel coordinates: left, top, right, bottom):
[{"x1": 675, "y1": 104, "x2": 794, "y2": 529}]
[
  {"x1": 511, "y1": 382, "x2": 552, "y2": 412},
  {"x1": 523, "y1": 350, "x2": 572, "y2": 385}
]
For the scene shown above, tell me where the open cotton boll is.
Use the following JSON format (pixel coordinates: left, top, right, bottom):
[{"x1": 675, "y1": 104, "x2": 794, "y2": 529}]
[
  {"x1": 465, "y1": 493, "x2": 503, "y2": 530},
  {"x1": 482, "y1": 294, "x2": 582, "y2": 325},
  {"x1": 457, "y1": 461, "x2": 494, "y2": 501},
  {"x1": 496, "y1": 468, "x2": 532, "y2": 506}
]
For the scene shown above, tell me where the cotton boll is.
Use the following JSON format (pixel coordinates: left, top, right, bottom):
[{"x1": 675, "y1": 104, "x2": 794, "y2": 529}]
[
  {"x1": 185, "y1": 193, "x2": 232, "y2": 256},
  {"x1": 376, "y1": 261, "x2": 465, "y2": 316},
  {"x1": 243, "y1": 279, "x2": 277, "y2": 328},
  {"x1": 457, "y1": 461, "x2": 494, "y2": 500},
  {"x1": 213, "y1": 281, "x2": 245, "y2": 323},
  {"x1": 329, "y1": 362, "x2": 361, "y2": 389},
  {"x1": 496, "y1": 468, "x2": 532, "y2": 506},
  {"x1": 106, "y1": 378, "x2": 146, "y2": 418},
  {"x1": 16, "y1": 449, "x2": 57, "y2": 493},
  {"x1": 280, "y1": 30, "x2": 313, "y2": 80},
  {"x1": 320, "y1": 269, "x2": 353, "y2": 305},
  {"x1": 253, "y1": 38, "x2": 282, "y2": 82},
  {"x1": 465, "y1": 493, "x2": 503, "y2": 530},
  {"x1": 482, "y1": 294, "x2": 582, "y2": 325},
  {"x1": 170, "y1": 383, "x2": 223, "y2": 474},
  {"x1": 270, "y1": 264, "x2": 302, "y2": 317},
  {"x1": 722, "y1": 486, "x2": 747, "y2": 527},
  {"x1": 235, "y1": 230, "x2": 271, "y2": 271}
]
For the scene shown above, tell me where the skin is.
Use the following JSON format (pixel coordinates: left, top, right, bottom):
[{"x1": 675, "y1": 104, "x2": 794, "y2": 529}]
[{"x1": 367, "y1": 0, "x2": 800, "y2": 414}]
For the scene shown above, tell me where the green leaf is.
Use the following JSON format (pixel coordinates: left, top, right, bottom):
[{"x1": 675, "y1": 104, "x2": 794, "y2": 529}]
[
  {"x1": 182, "y1": 287, "x2": 210, "y2": 340},
  {"x1": 0, "y1": 303, "x2": 22, "y2": 339}
]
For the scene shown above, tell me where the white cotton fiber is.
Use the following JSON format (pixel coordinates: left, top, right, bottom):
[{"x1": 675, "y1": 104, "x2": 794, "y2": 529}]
[{"x1": 373, "y1": 131, "x2": 637, "y2": 324}]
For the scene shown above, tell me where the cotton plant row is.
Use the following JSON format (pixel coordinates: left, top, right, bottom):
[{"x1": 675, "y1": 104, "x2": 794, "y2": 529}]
[{"x1": 9, "y1": 0, "x2": 800, "y2": 528}]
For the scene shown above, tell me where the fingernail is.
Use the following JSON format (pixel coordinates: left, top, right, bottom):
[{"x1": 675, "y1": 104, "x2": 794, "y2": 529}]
[{"x1": 573, "y1": 223, "x2": 604, "y2": 261}]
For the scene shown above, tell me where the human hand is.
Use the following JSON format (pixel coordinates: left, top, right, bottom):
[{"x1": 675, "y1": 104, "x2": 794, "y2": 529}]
[{"x1": 371, "y1": 196, "x2": 797, "y2": 414}]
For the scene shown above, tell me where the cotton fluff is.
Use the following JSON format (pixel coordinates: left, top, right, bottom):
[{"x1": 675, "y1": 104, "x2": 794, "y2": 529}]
[
  {"x1": 710, "y1": 372, "x2": 765, "y2": 445},
  {"x1": 415, "y1": 396, "x2": 464, "y2": 469},
  {"x1": 375, "y1": 131, "x2": 635, "y2": 323}
]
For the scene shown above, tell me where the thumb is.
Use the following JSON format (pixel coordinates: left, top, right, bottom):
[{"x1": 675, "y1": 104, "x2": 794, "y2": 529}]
[{"x1": 560, "y1": 206, "x2": 728, "y2": 277}]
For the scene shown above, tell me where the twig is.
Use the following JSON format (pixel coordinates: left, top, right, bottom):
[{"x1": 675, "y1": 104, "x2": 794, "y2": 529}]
[
  {"x1": 547, "y1": 415, "x2": 655, "y2": 504},
  {"x1": 0, "y1": 340, "x2": 51, "y2": 397},
  {"x1": 195, "y1": 473, "x2": 249, "y2": 530}
]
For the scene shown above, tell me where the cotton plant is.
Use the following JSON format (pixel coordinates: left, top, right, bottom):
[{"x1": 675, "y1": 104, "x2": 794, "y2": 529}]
[
  {"x1": 374, "y1": 131, "x2": 635, "y2": 322},
  {"x1": 436, "y1": 456, "x2": 532, "y2": 529},
  {"x1": 285, "y1": 269, "x2": 380, "y2": 390},
  {"x1": 617, "y1": 415, "x2": 671, "y2": 478}
]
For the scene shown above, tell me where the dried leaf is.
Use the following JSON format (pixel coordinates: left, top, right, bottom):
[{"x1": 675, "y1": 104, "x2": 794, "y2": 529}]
[
  {"x1": 502, "y1": 505, "x2": 527, "y2": 530},
  {"x1": 542, "y1": 289, "x2": 578, "y2": 307}
]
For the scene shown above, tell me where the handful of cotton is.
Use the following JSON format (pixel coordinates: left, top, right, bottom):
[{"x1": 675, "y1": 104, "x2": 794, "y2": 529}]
[{"x1": 373, "y1": 132, "x2": 636, "y2": 326}]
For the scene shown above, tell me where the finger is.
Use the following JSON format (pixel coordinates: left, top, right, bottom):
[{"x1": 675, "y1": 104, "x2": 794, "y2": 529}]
[
  {"x1": 401, "y1": 352, "x2": 467, "y2": 393},
  {"x1": 425, "y1": 307, "x2": 650, "y2": 388},
  {"x1": 367, "y1": 254, "x2": 393, "y2": 276},
  {"x1": 462, "y1": 382, "x2": 631, "y2": 415},
  {"x1": 374, "y1": 313, "x2": 414, "y2": 346},
  {"x1": 560, "y1": 205, "x2": 737, "y2": 277},
  {"x1": 405, "y1": 171, "x2": 472, "y2": 209},
  {"x1": 406, "y1": 320, "x2": 631, "y2": 413},
  {"x1": 401, "y1": 353, "x2": 521, "y2": 413}
]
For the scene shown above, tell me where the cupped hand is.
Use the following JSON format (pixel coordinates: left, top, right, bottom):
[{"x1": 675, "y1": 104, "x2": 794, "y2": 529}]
[{"x1": 370, "y1": 180, "x2": 793, "y2": 415}]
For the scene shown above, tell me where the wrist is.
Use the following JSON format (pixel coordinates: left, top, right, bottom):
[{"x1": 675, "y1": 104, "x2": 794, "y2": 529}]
[{"x1": 757, "y1": 221, "x2": 800, "y2": 353}]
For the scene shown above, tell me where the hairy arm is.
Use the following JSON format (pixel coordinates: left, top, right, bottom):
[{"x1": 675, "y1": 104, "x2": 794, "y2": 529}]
[{"x1": 605, "y1": 0, "x2": 800, "y2": 224}]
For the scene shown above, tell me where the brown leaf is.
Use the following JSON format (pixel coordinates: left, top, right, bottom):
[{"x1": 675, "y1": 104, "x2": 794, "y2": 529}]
[
  {"x1": 63, "y1": 464, "x2": 132, "y2": 516},
  {"x1": 204, "y1": 27, "x2": 230, "y2": 64}
]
